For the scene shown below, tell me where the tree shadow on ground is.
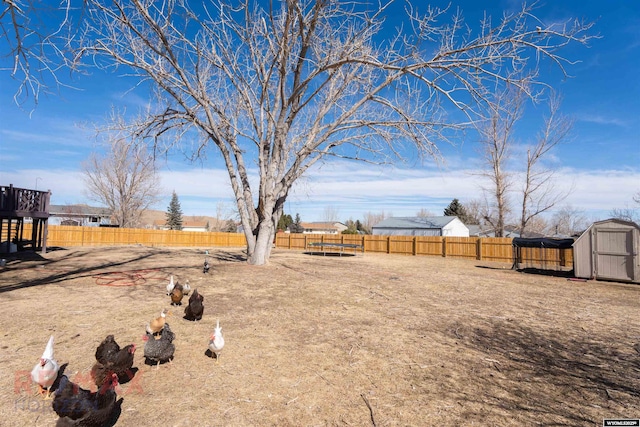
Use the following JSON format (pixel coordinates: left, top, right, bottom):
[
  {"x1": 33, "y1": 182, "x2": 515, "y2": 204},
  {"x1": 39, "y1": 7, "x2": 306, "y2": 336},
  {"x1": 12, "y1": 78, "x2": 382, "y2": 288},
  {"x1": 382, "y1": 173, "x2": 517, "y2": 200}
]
[
  {"x1": 209, "y1": 250, "x2": 247, "y2": 263},
  {"x1": 0, "y1": 247, "x2": 162, "y2": 293},
  {"x1": 450, "y1": 318, "x2": 640, "y2": 425}
]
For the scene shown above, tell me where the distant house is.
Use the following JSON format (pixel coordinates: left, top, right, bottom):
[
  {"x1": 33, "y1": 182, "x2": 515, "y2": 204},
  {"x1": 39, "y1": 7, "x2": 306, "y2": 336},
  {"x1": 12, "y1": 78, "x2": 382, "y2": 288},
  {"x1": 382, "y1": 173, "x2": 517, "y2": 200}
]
[
  {"x1": 290, "y1": 221, "x2": 348, "y2": 234},
  {"x1": 372, "y1": 216, "x2": 469, "y2": 237},
  {"x1": 48, "y1": 204, "x2": 113, "y2": 227},
  {"x1": 153, "y1": 219, "x2": 209, "y2": 232}
]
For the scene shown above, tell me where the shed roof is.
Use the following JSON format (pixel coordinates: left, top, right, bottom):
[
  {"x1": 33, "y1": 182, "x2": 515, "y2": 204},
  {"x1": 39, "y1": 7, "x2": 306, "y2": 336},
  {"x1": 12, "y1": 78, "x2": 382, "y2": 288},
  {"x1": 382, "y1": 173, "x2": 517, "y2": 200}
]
[
  {"x1": 573, "y1": 218, "x2": 640, "y2": 245},
  {"x1": 373, "y1": 216, "x2": 459, "y2": 229}
]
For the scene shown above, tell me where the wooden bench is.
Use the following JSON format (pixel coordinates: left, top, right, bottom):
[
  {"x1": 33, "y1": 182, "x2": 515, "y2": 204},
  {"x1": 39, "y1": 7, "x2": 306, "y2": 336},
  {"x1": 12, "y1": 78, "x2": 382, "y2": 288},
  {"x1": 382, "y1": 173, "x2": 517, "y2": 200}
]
[{"x1": 306, "y1": 242, "x2": 364, "y2": 256}]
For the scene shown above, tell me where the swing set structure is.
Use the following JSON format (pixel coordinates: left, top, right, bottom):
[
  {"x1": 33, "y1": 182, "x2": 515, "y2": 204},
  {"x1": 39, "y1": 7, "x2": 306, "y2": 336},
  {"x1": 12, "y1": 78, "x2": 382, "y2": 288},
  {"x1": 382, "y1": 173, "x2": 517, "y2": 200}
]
[{"x1": 0, "y1": 184, "x2": 50, "y2": 255}]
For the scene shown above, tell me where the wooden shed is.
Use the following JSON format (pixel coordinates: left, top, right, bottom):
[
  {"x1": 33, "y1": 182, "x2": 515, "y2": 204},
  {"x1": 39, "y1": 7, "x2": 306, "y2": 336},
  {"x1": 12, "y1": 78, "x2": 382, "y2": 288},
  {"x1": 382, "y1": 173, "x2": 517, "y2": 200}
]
[{"x1": 573, "y1": 219, "x2": 640, "y2": 283}]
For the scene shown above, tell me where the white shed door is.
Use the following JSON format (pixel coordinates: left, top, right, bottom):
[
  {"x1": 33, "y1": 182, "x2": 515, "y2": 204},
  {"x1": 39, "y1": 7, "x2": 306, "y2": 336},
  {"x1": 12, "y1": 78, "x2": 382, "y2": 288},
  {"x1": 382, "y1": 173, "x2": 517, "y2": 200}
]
[{"x1": 594, "y1": 228, "x2": 635, "y2": 282}]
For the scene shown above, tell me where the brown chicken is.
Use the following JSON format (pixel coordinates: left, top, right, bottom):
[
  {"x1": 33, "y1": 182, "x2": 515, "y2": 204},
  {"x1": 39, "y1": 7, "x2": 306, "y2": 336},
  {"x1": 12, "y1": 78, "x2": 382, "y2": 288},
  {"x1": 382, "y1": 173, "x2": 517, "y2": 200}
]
[
  {"x1": 90, "y1": 361, "x2": 114, "y2": 391},
  {"x1": 170, "y1": 284, "x2": 184, "y2": 306},
  {"x1": 184, "y1": 289, "x2": 204, "y2": 321},
  {"x1": 146, "y1": 309, "x2": 170, "y2": 335}
]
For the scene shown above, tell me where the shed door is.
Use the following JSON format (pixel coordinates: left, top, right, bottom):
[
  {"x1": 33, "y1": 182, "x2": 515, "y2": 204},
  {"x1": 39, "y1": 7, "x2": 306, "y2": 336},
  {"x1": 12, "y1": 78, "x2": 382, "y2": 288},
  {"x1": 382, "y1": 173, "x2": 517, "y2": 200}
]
[{"x1": 593, "y1": 228, "x2": 635, "y2": 282}]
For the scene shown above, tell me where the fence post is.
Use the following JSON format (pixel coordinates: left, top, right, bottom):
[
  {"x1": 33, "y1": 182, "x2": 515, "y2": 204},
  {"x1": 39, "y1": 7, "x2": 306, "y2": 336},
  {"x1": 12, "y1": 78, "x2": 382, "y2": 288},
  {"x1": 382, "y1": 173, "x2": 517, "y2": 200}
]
[
  {"x1": 442, "y1": 237, "x2": 447, "y2": 257},
  {"x1": 387, "y1": 236, "x2": 391, "y2": 254},
  {"x1": 477, "y1": 238, "x2": 483, "y2": 260},
  {"x1": 412, "y1": 237, "x2": 417, "y2": 256}
]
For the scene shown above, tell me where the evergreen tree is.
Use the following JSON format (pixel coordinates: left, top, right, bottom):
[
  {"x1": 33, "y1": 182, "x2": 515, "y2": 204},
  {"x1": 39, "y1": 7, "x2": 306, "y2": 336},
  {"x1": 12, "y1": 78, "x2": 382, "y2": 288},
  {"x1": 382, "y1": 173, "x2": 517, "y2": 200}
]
[
  {"x1": 443, "y1": 198, "x2": 472, "y2": 224},
  {"x1": 165, "y1": 191, "x2": 183, "y2": 230},
  {"x1": 290, "y1": 213, "x2": 304, "y2": 233},
  {"x1": 277, "y1": 214, "x2": 293, "y2": 231}
]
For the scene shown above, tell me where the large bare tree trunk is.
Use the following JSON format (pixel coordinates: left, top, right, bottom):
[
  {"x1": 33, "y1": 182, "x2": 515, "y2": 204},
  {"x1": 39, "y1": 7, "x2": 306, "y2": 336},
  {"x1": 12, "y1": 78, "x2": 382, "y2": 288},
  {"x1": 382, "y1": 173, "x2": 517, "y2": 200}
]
[{"x1": 250, "y1": 220, "x2": 275, "y2": 265}]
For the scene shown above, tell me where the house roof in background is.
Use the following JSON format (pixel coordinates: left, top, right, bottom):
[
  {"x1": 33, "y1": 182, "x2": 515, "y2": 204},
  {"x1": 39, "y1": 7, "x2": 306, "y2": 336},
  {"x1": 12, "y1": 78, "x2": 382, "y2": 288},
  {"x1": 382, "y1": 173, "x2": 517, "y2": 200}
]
[
  {"x1": 49, "y1": 204, "x2": 112, "y2": 216},
  {"x1": 300, "y1": 221, "x2": 345, "y2": 229},
  {"x1": 373, "y1": 216, "x2": 459, "y2": 229},
  {"x1": 152, "y1": 219, "x2": 209, "y2": 228}
]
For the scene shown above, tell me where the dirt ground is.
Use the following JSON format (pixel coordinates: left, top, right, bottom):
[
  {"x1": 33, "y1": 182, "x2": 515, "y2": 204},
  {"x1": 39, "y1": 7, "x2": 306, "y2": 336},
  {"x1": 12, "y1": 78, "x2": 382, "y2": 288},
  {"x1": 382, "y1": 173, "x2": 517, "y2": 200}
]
[{"x1": 0, "y1": 245, "x2": 638, "y2": 426}]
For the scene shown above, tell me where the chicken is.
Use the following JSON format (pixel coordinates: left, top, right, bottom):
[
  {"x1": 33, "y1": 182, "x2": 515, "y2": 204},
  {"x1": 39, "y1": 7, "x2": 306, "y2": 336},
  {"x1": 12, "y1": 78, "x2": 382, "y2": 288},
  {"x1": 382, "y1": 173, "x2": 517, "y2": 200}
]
[
  {"x1": 166, "y1": 275, "x2": 175, "y2": 296},
  {"x1": 53, "y1": 372, "x2": 119, "y2": 427},
  {"x1": 94, "y1": 335, "x2": 136, "y2": 382},
  {"x1": 143, "y1": 322, "x2": 175, "y2": 369},
  {"x1": 208, "y1": 320, "x2": 225, "y2": 363},
  {"x1": 184, "y1": 288, "x2": 204, "y2": 321},
  {"x1": 203, "y1": 258, "x2": 211, "y2": 274},
  {"x1": 145, "y1": 308, "x2": 170, "y2": 335},
  {"x1": 182, "y1": 280, "x2": 191, "y2": 296},
  {"x1": 94, "y1": 334, "x2": 119, "y2": 364},
  {"x1": 90, "y1": 361, "x2": 114, "y2": 391},
  {"x1": 31, "y1": 335, "x2": 59, "y2": 399},
  {"x1": 170, "y1": 284, "x2": 184, "y2": 306}
]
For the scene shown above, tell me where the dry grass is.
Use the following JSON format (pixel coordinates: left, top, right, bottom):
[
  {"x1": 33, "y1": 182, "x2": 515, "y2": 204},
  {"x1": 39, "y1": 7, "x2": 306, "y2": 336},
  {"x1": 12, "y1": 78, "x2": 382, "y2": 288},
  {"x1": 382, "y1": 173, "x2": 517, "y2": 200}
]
[{"x1": 0, "y1": 246, "x2": 638, "y2": 426}]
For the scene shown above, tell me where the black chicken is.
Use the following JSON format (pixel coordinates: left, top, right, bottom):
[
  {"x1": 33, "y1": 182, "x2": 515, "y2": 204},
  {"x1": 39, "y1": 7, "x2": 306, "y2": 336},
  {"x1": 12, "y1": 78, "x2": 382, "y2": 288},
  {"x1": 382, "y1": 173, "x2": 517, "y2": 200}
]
[
  {"x1": 184, "y1": 289, "x2": 204, "y2": 321},
  {"x1": 203, "y1": 258, "x2": 210, "y2": 274},
  {"x1": 143, "y1": 322, "x2": 175, "y2": 368},
  {"x1": 52, "y1": 373, "x2": 119, "y2": 426},
  {"x1": 94, "y1": 335, "x2": 136, "y2": 382}
]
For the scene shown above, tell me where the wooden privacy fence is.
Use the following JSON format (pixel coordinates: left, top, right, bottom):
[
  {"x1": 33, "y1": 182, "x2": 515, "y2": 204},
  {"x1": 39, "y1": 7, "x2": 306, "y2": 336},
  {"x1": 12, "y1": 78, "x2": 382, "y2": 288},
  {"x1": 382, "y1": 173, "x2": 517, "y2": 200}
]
[
  {"x1": 17, "y1": 224, "x2": 247, "y2": 248},
  {"x1": 275, "y1": 233, "x2": 574, "y2": 268},
  {"x1": 6, "y1": 224, "x2": 573, "y2": 270},
  {"x1": 275, "y1": 233, "x2": 514, "y2": 261}
]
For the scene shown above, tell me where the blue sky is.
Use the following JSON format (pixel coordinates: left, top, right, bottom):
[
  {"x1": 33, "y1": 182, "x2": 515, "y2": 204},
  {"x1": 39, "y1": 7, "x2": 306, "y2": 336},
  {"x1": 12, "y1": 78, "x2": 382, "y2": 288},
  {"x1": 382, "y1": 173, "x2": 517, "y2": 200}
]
[{"x1": 1, "y1": 0, "x2": 639, "y2": 224}]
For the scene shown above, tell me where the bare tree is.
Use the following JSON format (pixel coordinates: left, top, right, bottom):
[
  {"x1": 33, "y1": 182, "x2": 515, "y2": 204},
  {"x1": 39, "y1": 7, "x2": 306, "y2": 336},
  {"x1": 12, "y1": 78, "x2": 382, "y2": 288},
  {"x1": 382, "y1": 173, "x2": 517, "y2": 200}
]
[
  {"x1": 362, "y1": 210, "x2": 392, "y2": 234},
  {"x1": 610, "y1": 192, "x2": 640, "y2": 224},
  {"x1": 67, "y1": 0, "x2": 592, "y2": 264},
  {"x1": 550, "y1": 205, "x2": 590, "y2": 236},
  {"x1": 463, "y1": 199, "x2": 484, "y2": 226},
  {"x1": 1, "y1": 0, "x2": 76, "y2": 106},
  {"x1": 82, "y1": 131, "x2": 162, "y2": 228},
  {"x1": 522, "y1": 215, "x2": 548, "y2": 236},
  {"x1": 416, "y1": 208, "x2": 435, "y2": 218},
  {"x1": 322, "y1": 205, "x2": 341, "y2": 223},
  {"x1": 477, "y1": 85, "x2": 524, "y2": 237},
  {"x1": 518, "y1": 92, "x2": 573, "y2": 236}
]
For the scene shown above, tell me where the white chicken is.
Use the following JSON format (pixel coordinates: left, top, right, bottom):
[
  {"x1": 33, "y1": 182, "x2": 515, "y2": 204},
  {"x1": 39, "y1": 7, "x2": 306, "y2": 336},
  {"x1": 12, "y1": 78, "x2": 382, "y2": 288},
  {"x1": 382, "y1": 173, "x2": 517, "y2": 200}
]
[
  {"x1": 31, "y1": 335, "x2": 59, "y2": 399},
  {"x1": 182, "y1": 279, "x2": 191, "y2": 296},
  {"x1": 166, "y1": 275, "x2": 175, "y2": 296},
  {"x1": 208, "y1": 320, "x2": 225, "y2": 364}
]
